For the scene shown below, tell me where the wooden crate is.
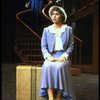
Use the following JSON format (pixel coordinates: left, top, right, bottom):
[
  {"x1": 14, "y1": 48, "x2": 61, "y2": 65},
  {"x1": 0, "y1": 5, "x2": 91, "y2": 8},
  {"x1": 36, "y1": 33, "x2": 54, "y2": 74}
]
[{"x1": 16, "y1": 65, "x2": 47, "y2": 100}]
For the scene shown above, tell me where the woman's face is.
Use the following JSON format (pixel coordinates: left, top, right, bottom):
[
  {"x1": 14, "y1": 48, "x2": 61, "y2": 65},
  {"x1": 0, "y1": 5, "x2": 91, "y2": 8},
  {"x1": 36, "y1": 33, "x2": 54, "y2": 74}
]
[{"x1": 51, "y1": 10, "x2": 62, "y2": 24}]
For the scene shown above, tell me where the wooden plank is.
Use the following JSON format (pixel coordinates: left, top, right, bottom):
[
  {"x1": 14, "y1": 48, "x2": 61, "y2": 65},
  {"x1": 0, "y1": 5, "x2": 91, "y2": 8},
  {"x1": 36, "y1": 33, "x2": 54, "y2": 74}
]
[
  {"x1": 71, "y1": 68, "x2": 81, "y2": 76},
  {"x1": 16, "y1": 65, "x2": 32, "y2": 100},
  {"x1": 16, "y1": 65, "x2": 47, "y2": 100}
]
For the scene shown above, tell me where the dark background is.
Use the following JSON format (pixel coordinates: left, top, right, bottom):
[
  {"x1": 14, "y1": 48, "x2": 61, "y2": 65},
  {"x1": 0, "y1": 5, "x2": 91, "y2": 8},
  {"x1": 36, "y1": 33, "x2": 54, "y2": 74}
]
[{"x1": 1, "y1": 0, "x2": 26, "y2": 63}]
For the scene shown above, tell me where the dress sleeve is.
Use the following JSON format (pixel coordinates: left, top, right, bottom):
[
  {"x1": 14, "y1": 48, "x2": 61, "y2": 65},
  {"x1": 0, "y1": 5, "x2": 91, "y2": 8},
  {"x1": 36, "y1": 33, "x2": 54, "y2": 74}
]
[
  {"x1": 41, "y1": 28, "x2": 52, "y2": 59},
  {"x1": 61, "y1": 27, "x2": 74, "y2": 59}
]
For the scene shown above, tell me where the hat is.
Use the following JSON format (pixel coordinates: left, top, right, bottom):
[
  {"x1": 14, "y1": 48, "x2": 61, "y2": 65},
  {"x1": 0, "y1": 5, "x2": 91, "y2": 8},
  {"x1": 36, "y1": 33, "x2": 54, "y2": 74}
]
[{"x1": 48, "y1": 6, "x2": 67, "y2": 23}]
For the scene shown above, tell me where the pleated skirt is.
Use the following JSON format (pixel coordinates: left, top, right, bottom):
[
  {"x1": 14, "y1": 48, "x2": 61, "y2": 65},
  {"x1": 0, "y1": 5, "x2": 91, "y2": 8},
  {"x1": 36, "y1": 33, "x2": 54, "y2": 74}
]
[{"x1": 40, "y1": 51, "x2": 76, "y2": 100}]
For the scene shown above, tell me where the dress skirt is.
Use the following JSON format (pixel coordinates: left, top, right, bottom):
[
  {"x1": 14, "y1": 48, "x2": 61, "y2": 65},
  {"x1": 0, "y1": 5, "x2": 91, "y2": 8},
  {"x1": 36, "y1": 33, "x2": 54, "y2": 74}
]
[{"x1": 40, "y1": 51, "x2": 76, "y2": 100}]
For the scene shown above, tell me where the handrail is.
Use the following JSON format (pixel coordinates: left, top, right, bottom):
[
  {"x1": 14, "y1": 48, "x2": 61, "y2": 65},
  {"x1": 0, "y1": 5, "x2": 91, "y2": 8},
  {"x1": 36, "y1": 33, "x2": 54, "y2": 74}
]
[
  {"x1": 16, "y1": 9, "x2": 41, "y2": 39},
  {"x1": 73, "y1": 35, "x2": 83, "y2": 43},
  {"x1": 42, "y1": 2, "x2": 52, "y2": 21}
]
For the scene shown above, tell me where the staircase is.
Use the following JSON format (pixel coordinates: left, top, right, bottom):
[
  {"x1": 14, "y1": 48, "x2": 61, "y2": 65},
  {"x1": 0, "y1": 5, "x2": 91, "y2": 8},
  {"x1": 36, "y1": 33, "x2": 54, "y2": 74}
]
[{"x1": 15, "y1": 9, "x2": 43, "y2": 65}]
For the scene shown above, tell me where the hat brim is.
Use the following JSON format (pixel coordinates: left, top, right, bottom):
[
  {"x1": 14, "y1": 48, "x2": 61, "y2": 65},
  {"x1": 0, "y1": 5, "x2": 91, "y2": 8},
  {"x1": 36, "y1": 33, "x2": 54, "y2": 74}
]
[{"x1": 48, "y1": 6, "x2": 67, "y2": 23}]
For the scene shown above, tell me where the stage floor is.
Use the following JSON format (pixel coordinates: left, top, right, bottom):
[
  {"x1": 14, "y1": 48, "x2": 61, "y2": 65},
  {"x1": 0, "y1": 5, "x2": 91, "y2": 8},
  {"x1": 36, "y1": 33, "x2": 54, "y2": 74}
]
[{"x1": 2, "y1": 63, "x2": 99, "y2": 100}]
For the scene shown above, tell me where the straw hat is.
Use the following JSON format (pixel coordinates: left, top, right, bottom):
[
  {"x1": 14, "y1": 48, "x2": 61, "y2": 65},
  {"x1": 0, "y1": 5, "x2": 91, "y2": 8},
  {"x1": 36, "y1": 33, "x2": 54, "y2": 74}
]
[{"x1": 48, "y1": 6, "x2": 67, "y2": 23}]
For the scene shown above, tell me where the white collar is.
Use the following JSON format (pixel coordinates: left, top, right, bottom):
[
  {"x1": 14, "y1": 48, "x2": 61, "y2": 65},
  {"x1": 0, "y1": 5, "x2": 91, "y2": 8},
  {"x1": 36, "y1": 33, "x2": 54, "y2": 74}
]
[{"x1": 48, "y1": 24, "x2": 68, "y2": 34}]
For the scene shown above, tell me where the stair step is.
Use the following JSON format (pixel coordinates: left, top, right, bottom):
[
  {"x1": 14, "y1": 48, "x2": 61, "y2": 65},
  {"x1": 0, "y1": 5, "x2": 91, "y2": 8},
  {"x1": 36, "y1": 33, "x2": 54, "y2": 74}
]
[{"x1": 71, "y1": 68, "x2": 81, "y2": 76}]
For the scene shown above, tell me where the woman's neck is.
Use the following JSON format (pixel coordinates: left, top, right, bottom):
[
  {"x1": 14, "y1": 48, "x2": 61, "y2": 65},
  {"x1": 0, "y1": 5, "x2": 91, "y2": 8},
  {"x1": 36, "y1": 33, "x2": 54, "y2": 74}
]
[
  {"x1": 53, "y1": 23, "x2": 64, "y2": 34},
  {"x1": 53, "y1": 23, "x2": 63, "y2": 29}
]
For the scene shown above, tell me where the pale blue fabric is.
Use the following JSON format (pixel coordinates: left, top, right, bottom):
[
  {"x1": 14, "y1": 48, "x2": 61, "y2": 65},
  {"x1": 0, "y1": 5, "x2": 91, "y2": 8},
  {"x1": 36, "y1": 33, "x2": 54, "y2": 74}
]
[
  {"x1": 40, "y1": 51, "x2": 76, "y2": 100},
  {"x1": 29, "y1": 0, "x2": 43, "y2": 14},
  {"x1": 41, "y1": 25, "x2": 74, "y2": 59},
  {"x1": 40, "y1": 25, "x2": 76, "y2": 100}
]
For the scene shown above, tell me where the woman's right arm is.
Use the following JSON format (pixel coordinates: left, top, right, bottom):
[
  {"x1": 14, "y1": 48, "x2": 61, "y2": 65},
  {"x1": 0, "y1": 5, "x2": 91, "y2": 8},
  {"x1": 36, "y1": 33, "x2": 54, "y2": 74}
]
[{"x1": 41, "y1": 28, "x2": 52, "y2": 59}]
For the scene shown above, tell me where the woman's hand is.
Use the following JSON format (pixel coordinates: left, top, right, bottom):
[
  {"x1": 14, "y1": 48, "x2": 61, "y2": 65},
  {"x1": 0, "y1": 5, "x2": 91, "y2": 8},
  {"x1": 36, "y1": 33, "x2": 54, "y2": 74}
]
[
  {"x1": 57, "y1": 57, "x2": 66, "y2": 62},
  {"x1": 47, "y1": 56, "x2": 55, "y2": 62},
  {"x1": 25, "y1": 2, "x2": 30, "y2": 8}
]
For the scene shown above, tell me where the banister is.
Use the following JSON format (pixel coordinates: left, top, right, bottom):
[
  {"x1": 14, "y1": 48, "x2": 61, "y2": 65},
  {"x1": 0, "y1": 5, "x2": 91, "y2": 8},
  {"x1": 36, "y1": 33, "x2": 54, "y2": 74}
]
[
  {"x1": 73, "y1": 35, "x2": 83, "y2": 43},
  {"x1": 16, "y1": 9, "x2": 32, "y2": 19},
  {"x1": 16, "y1": 9, "x2": 41, "y2": 40},
  {"x1": 42, "y1": 2, "x2": 52, "y2": 21}
]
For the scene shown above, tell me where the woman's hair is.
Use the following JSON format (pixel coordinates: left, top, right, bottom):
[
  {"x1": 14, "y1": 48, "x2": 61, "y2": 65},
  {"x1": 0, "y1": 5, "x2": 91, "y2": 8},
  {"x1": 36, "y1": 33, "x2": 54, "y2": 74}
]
[{"x1": 50, "y1": 7, "x2": 65, "y2": 23}]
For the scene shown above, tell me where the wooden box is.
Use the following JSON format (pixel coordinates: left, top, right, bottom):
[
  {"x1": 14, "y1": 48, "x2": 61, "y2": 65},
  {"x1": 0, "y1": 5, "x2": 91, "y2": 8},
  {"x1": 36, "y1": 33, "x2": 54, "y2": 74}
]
[{"x1": 16, "y1": 65, "x2": 46, "y2": 100}]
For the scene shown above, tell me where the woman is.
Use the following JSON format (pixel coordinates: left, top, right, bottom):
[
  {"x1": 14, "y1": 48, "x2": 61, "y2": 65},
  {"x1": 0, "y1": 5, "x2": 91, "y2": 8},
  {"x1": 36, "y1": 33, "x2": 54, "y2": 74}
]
[{"x1": 40, "y1": 6, "x2": 76, "y2": 100}]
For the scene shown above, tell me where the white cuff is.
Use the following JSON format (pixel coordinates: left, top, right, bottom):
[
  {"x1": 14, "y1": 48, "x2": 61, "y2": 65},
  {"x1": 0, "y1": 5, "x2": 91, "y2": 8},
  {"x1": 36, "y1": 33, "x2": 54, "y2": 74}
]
[
  {"x1": 43, "y1": 53, "x2": 52, "y2": 59},
  {"x1": 60, "y1": 53, "x2": 69, "y2": 59}
]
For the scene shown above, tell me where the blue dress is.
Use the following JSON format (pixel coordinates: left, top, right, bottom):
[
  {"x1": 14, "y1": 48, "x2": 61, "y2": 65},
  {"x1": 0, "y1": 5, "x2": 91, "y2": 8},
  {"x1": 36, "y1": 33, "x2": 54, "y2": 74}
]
[{"x1": 40, "y1": 25, "x2": 76, "y2": 100}]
